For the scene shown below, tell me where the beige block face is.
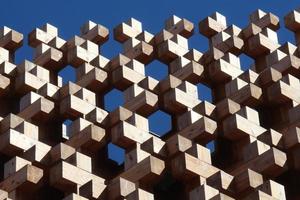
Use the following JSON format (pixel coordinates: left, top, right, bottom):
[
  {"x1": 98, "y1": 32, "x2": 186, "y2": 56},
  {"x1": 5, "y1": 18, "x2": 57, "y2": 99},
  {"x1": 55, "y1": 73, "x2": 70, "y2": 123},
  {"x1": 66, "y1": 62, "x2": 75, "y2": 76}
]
[
  {"x1": 66, "y1": 152, "x2": 92, "y2": 172},
  {"x1": 4, "y1": 157, "x2": 31, "y2": 178}
]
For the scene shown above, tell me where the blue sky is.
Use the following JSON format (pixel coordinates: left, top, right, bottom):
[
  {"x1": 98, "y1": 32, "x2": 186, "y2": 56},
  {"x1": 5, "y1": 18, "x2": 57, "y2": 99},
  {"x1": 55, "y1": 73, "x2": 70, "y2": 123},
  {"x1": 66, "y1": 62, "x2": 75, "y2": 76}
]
[
  {"x1": 2, "y1": 1, "x2": 299, "y2": 62},
  {"x1": 1, "y1": 0, "x2": 299, "y2": 164}
]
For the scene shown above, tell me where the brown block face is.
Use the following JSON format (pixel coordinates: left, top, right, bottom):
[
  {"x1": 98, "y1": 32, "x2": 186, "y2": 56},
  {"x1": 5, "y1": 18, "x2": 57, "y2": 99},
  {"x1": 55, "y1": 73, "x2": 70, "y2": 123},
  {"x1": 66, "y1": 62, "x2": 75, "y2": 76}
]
[{"x1": 2, "y1": 8, "x2": 300, "y2": 200}]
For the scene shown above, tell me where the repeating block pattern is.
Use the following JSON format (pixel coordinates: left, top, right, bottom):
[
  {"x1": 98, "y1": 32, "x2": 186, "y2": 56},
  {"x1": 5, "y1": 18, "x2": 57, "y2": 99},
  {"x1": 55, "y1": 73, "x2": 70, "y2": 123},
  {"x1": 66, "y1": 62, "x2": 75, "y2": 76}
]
[{"x1": 0, "y1": 8, "x2": 299, "y2": 200}]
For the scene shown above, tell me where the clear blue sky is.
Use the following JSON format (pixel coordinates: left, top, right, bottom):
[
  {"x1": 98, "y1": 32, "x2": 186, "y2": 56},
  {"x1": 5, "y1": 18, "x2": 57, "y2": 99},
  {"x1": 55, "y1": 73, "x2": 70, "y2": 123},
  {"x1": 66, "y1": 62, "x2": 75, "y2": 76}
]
[
  {"x1": 1, "y1": 0, "x2": 299, "y2": 164},
  {"x1": 2, "y1": 1, "x2": 299, "y2": 62}
]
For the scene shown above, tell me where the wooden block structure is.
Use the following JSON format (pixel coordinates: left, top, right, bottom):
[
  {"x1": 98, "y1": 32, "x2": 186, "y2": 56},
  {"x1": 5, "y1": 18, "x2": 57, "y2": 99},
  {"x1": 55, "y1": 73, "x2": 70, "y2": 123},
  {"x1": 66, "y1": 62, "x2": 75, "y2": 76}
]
[{"x1": 1, "y1": 8, "x2": 300, "y2": 199}]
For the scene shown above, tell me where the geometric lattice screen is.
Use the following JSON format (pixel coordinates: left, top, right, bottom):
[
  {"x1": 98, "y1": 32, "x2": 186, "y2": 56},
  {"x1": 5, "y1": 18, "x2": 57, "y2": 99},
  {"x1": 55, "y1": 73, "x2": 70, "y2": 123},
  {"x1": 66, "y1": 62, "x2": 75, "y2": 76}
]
[{"x1": 0, "y1": 7, "x2": 300, "y2": 200}]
